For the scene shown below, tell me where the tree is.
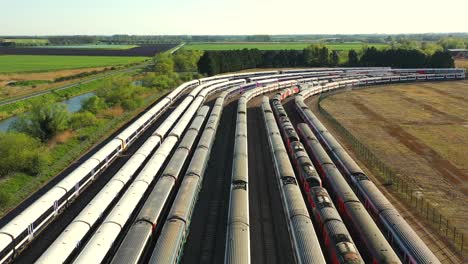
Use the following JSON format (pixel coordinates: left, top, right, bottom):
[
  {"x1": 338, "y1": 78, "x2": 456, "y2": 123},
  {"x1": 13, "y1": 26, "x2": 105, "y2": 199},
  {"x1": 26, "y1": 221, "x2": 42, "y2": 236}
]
[
  {"x1": 143, "y1": 73, "x2": 178, "y2": 90},
  {"x1": 348, "y1": 49, "x2": 359, "y2": 66},
  {"x1": 96, "y1": 77, "x2": 144, "y2": 110},
  {"x1": 421, "y1": 42, "x2": 443, "y2": 55},
  {"x1": 0, "y1": 132, "x2": 49, "y2": 176},
  {"x1": 153, "y1": 53, "x2": 174, "y2": 74},
  {"x1": 330, "y1": 51, "x2": 339, "y2": 66},
  {"x1": 428, "y1": 51, "x2": 455, "y2": 68},
  {"x1": 198, "y1": 51, "x2": 219, "y2": 76},
  {"x1": 11, "y1": 102, "x2": 70, "y2": 141},
  {"x1": 172, "y1": 50, "x2": 203, "y2": 72},
  {"x1": 303, "y1": 44, "x2": 329, "y2": 66},
  {"x1": 438, "y1": 37, "x2": 466, "y2": 49},
  {"x1": 318, "y1": 47, "x2": 330, "y2": 66},
  {"x1": 69, "y1": 112, "x2": 97, "y2": 129},
  {"x1": 81, "y1": 95, "x2": 107, "y2": 114}
]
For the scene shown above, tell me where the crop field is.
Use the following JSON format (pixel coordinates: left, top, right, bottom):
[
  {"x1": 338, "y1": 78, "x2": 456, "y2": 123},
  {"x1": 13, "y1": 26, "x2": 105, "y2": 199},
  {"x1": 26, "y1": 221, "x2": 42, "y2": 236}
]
[
  {"x1": 0, "y1": 44, "x2": 177, "y2": 57},
  {"x1": 320, "y1": 80, "x2": 468, "y2": 233},
  {"x1": 36, "y1": 44, "x2": 138, "y2": 49},
  {"x1": 184, "y1": 42, "x2": 389, "y2": 51},
  {"x1": 1, "y1": 38, "x2": 49, "y2": 45},
  {"x1": 0, "y1": 55, "x2": 147, "y2": 73}
]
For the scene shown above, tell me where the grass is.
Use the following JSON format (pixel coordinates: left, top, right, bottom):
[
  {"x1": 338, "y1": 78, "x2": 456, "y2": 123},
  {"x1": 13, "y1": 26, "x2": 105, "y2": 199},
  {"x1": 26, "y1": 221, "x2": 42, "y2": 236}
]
[
  {"x1": 184, "y1": 42, "x2": 389, "y2": 51},
  {"x1": 36, "y1": 44, "x2": 139, "y2": 50},
  {"x1": 0, "y1": 72, "x2": 132, "y2": 120},
  {"x1": 455, "y1": 59, "x2": 468, "y2": 71},
  {"x1": 320, "y1": 81, "x2": 468, "y2": 233},
  {"x1": 0, "y1": 55, "x2": 147, "y2": 73},
  {"x1": 1, "y1": 38, "x2": 49, "y2": 45}
]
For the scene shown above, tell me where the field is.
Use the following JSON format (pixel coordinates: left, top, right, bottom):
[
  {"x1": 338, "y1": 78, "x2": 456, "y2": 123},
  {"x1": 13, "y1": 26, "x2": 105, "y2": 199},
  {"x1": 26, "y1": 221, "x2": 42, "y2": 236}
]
[
  {"x1": 1, "y1": 38, "x2": 49, "y2": 45},
  {"x1": 320, "y1": 81, "x2": 468, "y2": 233},
  {"x1": 36, "y1": 44, "x2": 138, "y2": 49},
  {"x1": 184, "y1": 42, "x2": 389, "y2": 51},
  {"x1": 0, "y1": 55, "x2": 147, "y2": 73},
  {"x1": 455, "y1": 59, "x2": 468, "y2": 71},
  {"x1": 0, "y1": 44, "x2": 177, "y2": 57}
]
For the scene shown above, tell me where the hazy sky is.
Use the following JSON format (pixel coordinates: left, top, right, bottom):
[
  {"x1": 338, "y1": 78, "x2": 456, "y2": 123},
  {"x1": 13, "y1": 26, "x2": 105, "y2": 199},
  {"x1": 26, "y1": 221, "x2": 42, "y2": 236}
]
[{"x1": 1, "y1": 0, "x2": 467, "y2": 35}]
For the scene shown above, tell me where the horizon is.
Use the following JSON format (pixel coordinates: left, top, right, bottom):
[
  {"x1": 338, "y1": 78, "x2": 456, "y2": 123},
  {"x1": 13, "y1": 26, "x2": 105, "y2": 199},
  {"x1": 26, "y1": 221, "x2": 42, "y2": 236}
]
[
  {"x1": 1, "y1": 32, "x2": 468, "y2": 37},
  {"x1": 1, "y1": 0, "x2": 467, "y2": 35}
]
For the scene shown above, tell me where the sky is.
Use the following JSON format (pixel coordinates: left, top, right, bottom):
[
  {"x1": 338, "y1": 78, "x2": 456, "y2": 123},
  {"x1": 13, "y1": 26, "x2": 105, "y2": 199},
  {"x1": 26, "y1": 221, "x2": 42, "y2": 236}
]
[{"x1": 1, "y1": 0, "x2": 467, "y2": 35}]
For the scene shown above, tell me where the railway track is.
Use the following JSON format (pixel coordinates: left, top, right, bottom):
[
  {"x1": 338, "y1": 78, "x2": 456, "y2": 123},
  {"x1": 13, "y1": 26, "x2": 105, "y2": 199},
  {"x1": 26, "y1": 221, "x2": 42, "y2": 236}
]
[
  {"x1": 181, "y1": 99, "x2": 237, "y2": 264},
  {"x1": 247, "y1": 96, "x2": 294, "y2": 264},
  {"x1": 0, "y1": 68, "x2": 465, "y2": 264}
]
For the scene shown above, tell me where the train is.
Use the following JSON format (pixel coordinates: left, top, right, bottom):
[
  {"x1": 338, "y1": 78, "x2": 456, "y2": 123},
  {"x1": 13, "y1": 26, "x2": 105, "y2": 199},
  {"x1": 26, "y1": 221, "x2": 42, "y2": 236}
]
[
  {"x1": 35, "y1": 79, "x2": 245, "y2": 263},
  {"x1": 109, "y1": 105, "x2": 209, "y2": 264},
  {"x1": 0, "y1": 78, "x2": 201, "y2": 263},
  {"x1": 65, "y1": 80, "x2": 246, "y2": 264},
  {"x1": 148, "y1": 90, "x2": 229, "y2": 264},
  {"x1": 269, "y1": 90, "x2": 364, "y2": 264},
  {"x1": 295, "y1": 95, "x2": 441, "y2": 263},
  {"x1": 296, "y1": 123, "x2": 401, "y2": 263},
  {"x1": 225, "y1": 88, "x2": 250, "y2": 264},
  {"x1": 0, "y1": 67, "x2": 463, "y2": 263},
  {"x1": 262, "y1": 95, "x2": 326, "y2": 264}
]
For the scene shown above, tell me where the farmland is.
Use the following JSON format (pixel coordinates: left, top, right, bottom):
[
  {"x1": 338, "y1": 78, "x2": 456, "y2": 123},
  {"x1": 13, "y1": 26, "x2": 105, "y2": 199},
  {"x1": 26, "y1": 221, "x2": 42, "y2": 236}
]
[
  {"x1": 455, "y1": 59, "x2": 468, "y2": 71},
  {"x1": 0, "y1": 55, "x2": 147, "y2": 73},
  {"x1": 184, "y1": 42, "x2": 389, "y2": 51},
  {"x1": 0, "y1": 38, "x2": 49, "y2": 45},
  {"x1": 0, "y1": 44, "x2": 177, "y2": 57},
  {"x1": 320, "y1": 80, "x2": 468, "y2": 234},
  {"x1": 34, "y1": 44, "x2": 138, "y2": 49}
]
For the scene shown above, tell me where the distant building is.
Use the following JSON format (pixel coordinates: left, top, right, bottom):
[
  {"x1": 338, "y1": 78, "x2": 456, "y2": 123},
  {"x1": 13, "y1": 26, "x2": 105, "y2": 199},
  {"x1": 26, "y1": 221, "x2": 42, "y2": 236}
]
[{"x1": 448, "y1": 49, "x2": 468, "y2": 59}]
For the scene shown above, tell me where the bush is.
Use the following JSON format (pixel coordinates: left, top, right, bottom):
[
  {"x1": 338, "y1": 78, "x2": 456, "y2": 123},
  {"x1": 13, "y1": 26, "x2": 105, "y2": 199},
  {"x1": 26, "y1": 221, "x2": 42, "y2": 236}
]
[
  {"x1": 96, "y1": 77, "x2": 145, "y2": 108},
  {"x1": 142, "y1": 73, "x2": 178, "y2": 90},
  {"x1": 81, "y1": 95, "x2": 108, "y2": 114},
  {"x1": 11, "y1": 102, "x2": 70, "y2": 141},
  {"x1": 121, "y1": 98, "x2": 142, "y2": 110},
  {"x1": 0, "y1": 132, "x2": 49, "y2": 176},
  {"x1": 69, "y1": 111, "x2": 97, "y2": 129}
]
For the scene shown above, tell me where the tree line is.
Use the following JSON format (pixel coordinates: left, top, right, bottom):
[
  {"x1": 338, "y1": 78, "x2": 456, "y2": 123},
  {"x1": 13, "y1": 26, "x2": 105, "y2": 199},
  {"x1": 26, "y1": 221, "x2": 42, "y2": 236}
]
[{"x1": 197, "y1": 45, "x2": 455, "y2": 76}]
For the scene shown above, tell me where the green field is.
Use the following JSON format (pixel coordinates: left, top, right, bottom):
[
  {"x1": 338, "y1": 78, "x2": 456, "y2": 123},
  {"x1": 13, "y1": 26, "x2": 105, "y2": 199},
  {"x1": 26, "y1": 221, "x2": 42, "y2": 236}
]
[
  {"x1": 35, "y1": 44, "x2": 138, "y2": 50},
  {"x1": 1, "y1": 38, "x2": 49, "y2": 45},
  {"x1": 184, "y1": 42, "x2": 389, "y2": 51},
  {"x1": 0, "y1": 55, "x2": 147, "y2": 73}
]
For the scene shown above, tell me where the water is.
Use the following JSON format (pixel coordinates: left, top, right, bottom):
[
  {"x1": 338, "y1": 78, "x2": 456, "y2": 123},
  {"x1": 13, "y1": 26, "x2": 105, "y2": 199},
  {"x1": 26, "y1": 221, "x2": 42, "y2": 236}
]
[
  {"x1": 0, "y1": 92, "x2": 95, "y2": 132},
  {"x1": 63, "y1": 92, "x2": 95, "y2": 113}
]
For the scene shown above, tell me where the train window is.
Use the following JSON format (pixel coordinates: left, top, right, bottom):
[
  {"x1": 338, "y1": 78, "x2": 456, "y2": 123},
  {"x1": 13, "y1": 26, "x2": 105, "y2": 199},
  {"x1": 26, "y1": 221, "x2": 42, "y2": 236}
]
[
  {"x1": 353, "y1": 173, "x2": 368, "y2": 181},
  {"x1": 334, "y1": 234, "x2": 351, "y2": 244},
  {"x1": 282, "y1": 176, "x2": 297, "y2": 185},
  {"x1": 233, "y1": 181, "x2": 247, "y2": 190}
]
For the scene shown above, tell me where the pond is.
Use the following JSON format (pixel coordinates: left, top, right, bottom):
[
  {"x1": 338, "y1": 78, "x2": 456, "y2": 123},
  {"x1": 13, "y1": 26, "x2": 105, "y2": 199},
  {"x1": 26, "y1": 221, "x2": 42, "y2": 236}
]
[{"x1": 0, "y1": 92, "x2": 95, "y2": 132}]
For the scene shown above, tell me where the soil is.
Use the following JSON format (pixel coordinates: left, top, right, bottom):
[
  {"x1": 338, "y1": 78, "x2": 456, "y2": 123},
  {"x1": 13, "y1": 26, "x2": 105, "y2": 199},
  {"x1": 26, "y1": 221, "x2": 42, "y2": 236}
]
[{"x1": 320, "y1": 80, "x2": 468, "y2": 237}]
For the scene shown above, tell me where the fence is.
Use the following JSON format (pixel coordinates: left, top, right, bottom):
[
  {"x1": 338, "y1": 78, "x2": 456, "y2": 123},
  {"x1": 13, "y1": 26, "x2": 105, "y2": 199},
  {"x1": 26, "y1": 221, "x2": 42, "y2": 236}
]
[{"x1": 317, "y1": 93, "x2": 466, "y2": 256}]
